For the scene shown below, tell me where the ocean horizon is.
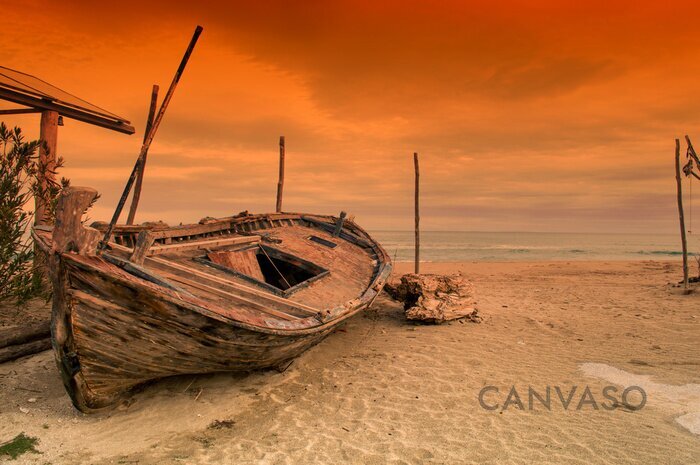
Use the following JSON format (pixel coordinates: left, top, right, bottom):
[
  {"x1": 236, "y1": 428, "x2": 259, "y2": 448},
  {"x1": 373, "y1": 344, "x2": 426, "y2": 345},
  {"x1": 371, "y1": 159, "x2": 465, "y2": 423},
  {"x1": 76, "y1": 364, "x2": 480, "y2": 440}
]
[{"x1": 369, "y1": 230, "x2": 700, "y2": 262}]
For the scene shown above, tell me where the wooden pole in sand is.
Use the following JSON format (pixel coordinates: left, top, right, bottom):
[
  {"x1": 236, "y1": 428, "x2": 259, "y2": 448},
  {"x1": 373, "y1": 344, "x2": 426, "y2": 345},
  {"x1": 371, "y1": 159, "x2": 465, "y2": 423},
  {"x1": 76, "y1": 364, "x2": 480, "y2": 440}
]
[
  {"x1": 414, "y1": 152, "x2": 420, "y2": 274},
  {"x1": 675, "y1": 138, "x2": 689, "y2": 290},
  {"x1": 126, "y1": 84, "x2": 159, "y2": 225},
  {"x1": 32, "y1": 110, "x2": 59, "y2": 281},
  {"x1": 276, "y1": 136, "x2": 285, "y2": 212}
]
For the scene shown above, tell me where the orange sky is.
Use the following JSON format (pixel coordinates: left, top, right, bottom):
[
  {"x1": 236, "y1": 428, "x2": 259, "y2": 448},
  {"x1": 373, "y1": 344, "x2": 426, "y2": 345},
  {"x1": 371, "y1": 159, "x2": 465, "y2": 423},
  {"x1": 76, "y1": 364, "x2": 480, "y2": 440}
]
[{"x1": 3, "y1": 0, "x2": 700, "y2": 232}]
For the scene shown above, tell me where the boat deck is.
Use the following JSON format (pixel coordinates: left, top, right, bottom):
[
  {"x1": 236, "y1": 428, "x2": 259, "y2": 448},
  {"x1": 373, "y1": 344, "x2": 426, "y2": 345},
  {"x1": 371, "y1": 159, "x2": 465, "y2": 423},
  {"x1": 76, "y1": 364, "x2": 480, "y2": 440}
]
[
  {"x1": 34, "y1": 214, "x2": 384, "y2": 329},
  {"x1": 158, "y1": 224, "x2": 376, "y2": 310}
]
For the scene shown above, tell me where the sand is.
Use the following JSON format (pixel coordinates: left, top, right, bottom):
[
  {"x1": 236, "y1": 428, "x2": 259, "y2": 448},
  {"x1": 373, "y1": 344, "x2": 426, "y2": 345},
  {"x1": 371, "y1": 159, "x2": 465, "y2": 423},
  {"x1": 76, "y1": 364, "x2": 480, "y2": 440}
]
[{"x1": 0, "y1": 260, "x2": 698, "y2": 464}]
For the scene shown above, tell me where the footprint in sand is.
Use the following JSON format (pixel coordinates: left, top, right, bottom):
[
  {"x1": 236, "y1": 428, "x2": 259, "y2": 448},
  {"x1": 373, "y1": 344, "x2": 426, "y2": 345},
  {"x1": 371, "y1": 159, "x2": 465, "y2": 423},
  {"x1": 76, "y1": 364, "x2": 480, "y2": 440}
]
[{"x1": 580, "y1": 362, "x2": 700, "y2": 436}]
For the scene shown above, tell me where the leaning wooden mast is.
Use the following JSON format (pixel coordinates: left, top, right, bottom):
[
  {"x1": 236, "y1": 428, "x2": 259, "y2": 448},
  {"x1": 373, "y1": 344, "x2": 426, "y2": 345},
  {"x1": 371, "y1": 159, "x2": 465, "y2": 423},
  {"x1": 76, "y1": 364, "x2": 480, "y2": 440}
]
[{"x1": 100, "y1": 25, "x2": 204, "y2": 249}]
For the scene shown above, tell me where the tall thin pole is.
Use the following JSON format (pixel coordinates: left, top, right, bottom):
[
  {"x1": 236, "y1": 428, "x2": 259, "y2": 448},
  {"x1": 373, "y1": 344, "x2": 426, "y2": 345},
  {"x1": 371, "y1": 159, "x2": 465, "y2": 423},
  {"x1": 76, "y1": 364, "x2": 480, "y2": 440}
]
[
  {"x1": 127, "y1": 84, "x2": 159, "y2": 225},
  {"x1": 414, "y1": 152, "x2": 420, "y2": 274},
  {"x1": 276, "y1": 136, "x2": 285, "y2": 213},
  {"x1": 675, "y1": 138, "x2": 689, "y2": 290},
  {"x1": 99, "y1": 25, "x2": 203, "y2": 250}
]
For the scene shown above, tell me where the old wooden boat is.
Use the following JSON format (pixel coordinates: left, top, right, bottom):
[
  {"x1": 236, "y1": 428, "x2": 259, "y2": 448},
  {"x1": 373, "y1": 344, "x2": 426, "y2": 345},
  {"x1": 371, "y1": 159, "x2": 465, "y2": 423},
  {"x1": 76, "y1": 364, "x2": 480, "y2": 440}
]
[{"x1": 33, "y1": 187, "x2": 391, "y2": 413}]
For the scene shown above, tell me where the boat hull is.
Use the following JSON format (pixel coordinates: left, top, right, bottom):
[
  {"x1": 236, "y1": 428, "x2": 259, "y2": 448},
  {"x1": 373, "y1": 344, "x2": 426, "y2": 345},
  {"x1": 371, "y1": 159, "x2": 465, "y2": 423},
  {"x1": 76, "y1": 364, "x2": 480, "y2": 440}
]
[
  {"x1": 51, "y1": 255, "x2": 344, "y2": 412},
  {"x1": 38, "y1": 186, "x2": 392, "y2": 413}
]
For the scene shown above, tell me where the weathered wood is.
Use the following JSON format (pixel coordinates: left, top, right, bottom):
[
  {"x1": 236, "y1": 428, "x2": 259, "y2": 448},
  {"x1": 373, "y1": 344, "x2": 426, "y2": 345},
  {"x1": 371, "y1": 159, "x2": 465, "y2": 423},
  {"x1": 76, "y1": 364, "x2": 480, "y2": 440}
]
[
  {"x1": 333, "y1": 211, "x2": 347, "y2": 237},
  {"x1": 0, "y1": 339, "x2": 52, "y2": 364},
  {"x1": 194, "y1": 251, "x2": 331, "y2": 299},
  {"x1": 102, "y1": 253, "x2": 188, "y2": 293},
  {"x1": 300, "y1": 216, "x2": 373, "y2": 248},
  {"x1": 684, "y1": 136, "x2": 700, "y2": 181},
  {"x1": 675, "y1": 139, "x2": 689, "y2": 290},
  {"x1": 43, "y1": 199, "x2": 392, "y2": 412},
  {"x1": 686, "y1": 135, "x2": 700, "y2": 165},
  {"x1": 151, "y1": 222, "x2": 233, "y2": 239},
  {"x1": 52, "y1": 186, "x2": 101, "y2": 255},
  {"x1": 276, "y1": 136, "x2": 285, "y2": 213},
  {"x1": 208, "y1": 249, "x2": 265, "y2": 281},
  {"x1": 147, "y1": 235, "x2": 260, "y2": 255},
  {"x1": 0, "y1": 87, "x2": 135, "y2": 135},
  {"x1": 96, "y1": 212, "x2": 298, "y2": 242},
  {"x1": 35, "y1": 110, "x2": 59, "y2": 225},
  {"x1": 130, "y1": 231, "x2": 156, "y2": 265},
  {"x1": 159, "y1": 271, "x2": 302, "y2": 321},
  {"x1": 63, "y1": 283, "x2": 332, "y2": 411},
  {"x1": 100, "y1": 26, "x2": 204, "y2": 249},
  {"x1": 387, "y1": 273, "x2": 479, "y2": 324},
  {"x1": 0, "y1": 108, "x2": 41, "y2": 115},
  {"x1": 107, "y1": 241, "x2": 321, "y2": 316},
  {"x1": 127, "y1": 84, "x2": 159, "y2": 225},
  {"x1": 414, "y1": 152, "x2": 420, "y2": 274},
  {"x1": 0, "y1": 321, "x2": 50, "y2": 348}
]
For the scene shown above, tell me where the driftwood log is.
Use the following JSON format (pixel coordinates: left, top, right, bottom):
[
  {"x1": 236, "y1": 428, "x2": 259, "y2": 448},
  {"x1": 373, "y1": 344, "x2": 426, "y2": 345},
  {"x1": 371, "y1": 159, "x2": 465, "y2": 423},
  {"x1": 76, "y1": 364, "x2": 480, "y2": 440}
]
[
  {"x1": 0, "y1": 339, "x2": 52, "y2": 364},
  {"x1": 386, "y1": 273, "x2": 479, "y2": 324},
  {"x1": 0, "y1": 321, "x2": 50, "y2": 348},
  {"x1": 0, "y1": 321, "x2": 51, "y2": 363}
]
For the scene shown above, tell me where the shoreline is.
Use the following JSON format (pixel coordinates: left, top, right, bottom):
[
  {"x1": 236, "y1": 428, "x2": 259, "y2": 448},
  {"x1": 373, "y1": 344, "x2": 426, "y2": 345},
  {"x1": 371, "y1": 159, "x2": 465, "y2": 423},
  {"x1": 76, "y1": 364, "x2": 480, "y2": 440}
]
[{"x1": 392, "y1": 257, "x2": 697, "y2": 263}]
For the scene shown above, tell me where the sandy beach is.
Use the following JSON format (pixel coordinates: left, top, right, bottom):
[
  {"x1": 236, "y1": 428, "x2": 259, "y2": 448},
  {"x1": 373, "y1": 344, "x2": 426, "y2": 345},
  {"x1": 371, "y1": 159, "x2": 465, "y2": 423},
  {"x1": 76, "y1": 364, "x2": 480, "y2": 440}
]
[{"x1": 0, "y1": 260, "x2": 698, "y2": 464}]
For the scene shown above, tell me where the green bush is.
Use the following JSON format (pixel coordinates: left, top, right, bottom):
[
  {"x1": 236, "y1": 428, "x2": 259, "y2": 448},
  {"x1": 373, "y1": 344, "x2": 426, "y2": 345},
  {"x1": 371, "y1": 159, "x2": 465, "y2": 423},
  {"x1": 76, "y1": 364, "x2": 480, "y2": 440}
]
[{"x1": 0, "y1": 122, "x2": 66, "y2": 305}]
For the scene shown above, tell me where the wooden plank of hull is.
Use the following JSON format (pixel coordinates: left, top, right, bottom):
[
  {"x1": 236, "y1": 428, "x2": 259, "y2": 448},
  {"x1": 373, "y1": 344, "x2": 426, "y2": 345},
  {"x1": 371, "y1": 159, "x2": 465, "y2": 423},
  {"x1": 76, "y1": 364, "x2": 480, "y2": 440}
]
[
  {"x1": 67, "y1": 260, "x2": 305, "y2": 331},
  {"x1": 47, "y1": 253, "x2": 390, "y2": 412},
  {"x1": 208, "y1": 249, "x2": 265, "y2": 281},
  {"x1": 62, "y1": 275, "x2": 336, "y2": 412},
  {"x1": 147, "y1": 235, "x2": 260, "y2": 255},
  {"x1": 106, "y1": 242, "x2": 321, "y2": 318},
  {"x1": 157, "y1": 271, "x2": 303, "y2": 321}
]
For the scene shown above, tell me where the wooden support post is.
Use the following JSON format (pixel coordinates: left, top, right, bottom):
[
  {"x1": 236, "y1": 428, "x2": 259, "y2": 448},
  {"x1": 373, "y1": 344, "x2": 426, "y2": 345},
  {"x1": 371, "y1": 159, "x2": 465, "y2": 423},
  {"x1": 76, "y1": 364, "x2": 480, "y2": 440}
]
[
  {"x1": 276, "y1": 136, "x2": 285, "y2": 213},
  {"x1": 0, "y1": 339, "x2": 51, "y2": 364},
  {"x1": 0, "y1": 108, "x2": 41, "y2": 115},
  {"x1": 0, "y1": 320, "x2": 50, "y2": 349},
  {"x1": 127, "y1": 84, "x2": 159, "y2": 225},
  {"x1": 675, "y1": 139, "x2": 689, "y2": 291},
  {"x1": 333, "y1": 211, "x2": 347, "y2": 237},
  {"x1": 414, "y1": 152, "x2": 420, "y2": 274},
  {"x1": 53, "y1": 186, "x2": 102, "y2": 255},
  {"x1": 35, "y1": 110, "x2": 59, "y2": 225},
  {"x1": 130, "y1": 230, "x2": 156, "y2": 265}
]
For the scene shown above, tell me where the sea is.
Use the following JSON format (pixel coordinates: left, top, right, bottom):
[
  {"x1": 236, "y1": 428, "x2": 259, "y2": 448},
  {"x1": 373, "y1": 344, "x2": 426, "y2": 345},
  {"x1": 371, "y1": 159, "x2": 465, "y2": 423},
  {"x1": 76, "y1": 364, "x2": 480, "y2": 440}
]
[{"x1": 370, "y1": 231, "x2": 700, "y2": 263}]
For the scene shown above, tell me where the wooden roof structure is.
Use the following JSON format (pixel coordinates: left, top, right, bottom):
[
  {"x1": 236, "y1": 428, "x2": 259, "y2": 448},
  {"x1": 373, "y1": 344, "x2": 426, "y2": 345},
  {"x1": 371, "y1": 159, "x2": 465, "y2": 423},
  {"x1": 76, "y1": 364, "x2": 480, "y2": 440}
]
[
  {"x1": 0, "y1": 65, "x2": 135, "y2": 225},
  {"x1": 0, "y1": 65, "x2": 134, "y2": 134}
]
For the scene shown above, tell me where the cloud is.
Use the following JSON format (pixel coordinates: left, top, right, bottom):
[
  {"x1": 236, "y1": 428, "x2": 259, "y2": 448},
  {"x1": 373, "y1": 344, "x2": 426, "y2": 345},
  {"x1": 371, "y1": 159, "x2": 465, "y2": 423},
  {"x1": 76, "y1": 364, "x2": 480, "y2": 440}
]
[{"x1": 3, "y1": 1, "x2": 700, "y2": 233}]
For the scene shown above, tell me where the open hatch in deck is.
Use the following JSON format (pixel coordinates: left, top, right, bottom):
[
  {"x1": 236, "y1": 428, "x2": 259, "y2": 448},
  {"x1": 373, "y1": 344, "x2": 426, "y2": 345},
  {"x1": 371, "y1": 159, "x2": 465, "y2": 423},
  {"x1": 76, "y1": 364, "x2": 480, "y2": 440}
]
[{"x1": 196, "y1": 244, "x2": 330, "y2": 297}]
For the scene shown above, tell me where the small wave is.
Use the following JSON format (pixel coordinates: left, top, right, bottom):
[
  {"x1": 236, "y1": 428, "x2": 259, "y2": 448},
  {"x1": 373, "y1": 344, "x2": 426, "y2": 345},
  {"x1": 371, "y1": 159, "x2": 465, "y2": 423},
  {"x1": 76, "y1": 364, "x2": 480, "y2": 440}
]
[
  {"x1": 637, "y1": 250, "x2": 686, "y2": 256},
  {"x1": 490, "y1": 244, "x2": 559, "y2": 251}
]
